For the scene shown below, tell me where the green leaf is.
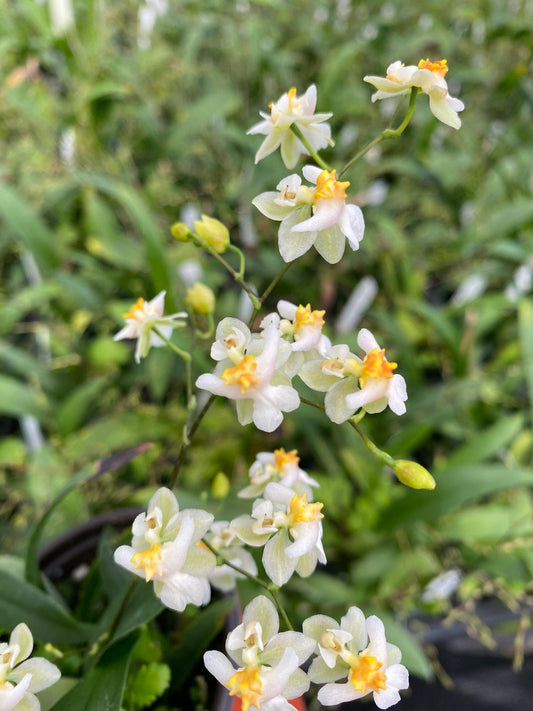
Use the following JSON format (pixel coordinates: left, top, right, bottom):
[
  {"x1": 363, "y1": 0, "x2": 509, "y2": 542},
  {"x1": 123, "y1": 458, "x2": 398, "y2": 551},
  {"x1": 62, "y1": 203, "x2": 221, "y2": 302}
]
[
  {"x1": 51, "y1": 632, "x2": 138, "y2": 711},
  {"x1": 128, "y1": 662, "x2": 171, "y2": 710},
  {"x1": 519, "y1": 298, "x2": 533, "y2": 425},
  {"x1": 0, "y1": 570, "x2": 94, "y2": 644},
  {"x1": 445, "y1": 413, "x2": 524, "y2": 467},
  {"x1": 0, "y1": 374, "x2": 50, "y2": 421},
  {"x1": 56, "y1": 376, "x2": 111, "y2": 436},
  {"x1": 169, "y1": 597, "x2": 234, "y2": 690},
  {"x1": 0, "y1": 184, "x2": 61, "y2": 270},
  {"x1": 378, "y1": 464, "x2": 533, "y2": 529}
]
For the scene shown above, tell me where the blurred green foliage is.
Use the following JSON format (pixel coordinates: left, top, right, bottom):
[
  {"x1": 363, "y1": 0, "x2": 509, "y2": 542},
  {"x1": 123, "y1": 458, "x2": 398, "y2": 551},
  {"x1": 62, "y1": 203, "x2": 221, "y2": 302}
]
[{"x1": 1, "y1": 0, "x2": 533, "y2": 695}]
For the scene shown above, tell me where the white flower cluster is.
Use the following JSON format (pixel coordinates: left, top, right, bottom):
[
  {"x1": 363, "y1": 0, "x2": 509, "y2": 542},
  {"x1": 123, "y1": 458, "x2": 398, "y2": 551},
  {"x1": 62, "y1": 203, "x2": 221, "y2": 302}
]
[
  {"x1": 196, "y1": 303, "x2": 407, "y2": 432},
  {"x1": 204, "y1": 596, "x2": 409, "y2": 711},
  {"x1": 0, "y1": 623, "x2": 60, "y2": 711}
]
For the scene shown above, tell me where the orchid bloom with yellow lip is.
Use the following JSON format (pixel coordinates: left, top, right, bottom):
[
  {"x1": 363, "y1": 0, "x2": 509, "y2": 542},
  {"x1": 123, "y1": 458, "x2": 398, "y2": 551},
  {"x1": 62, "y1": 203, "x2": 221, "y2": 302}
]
[
  {"x1": 204, "y1": 596, "x2": 315, "y2": 711},
  {"x1": 252, "y1": 166, "x2": 364, "y2": 264},
  {"x1": 303, "y1": 607, "x2": 409, "y2": 709},
  {"x1": 364, "y1": 58, "x2": 464, "y2": 129},
  {"x1": 247, "y1": 85, "x2": 333, "y2": 168},
  {"x1": 195, "y1": 323, "x2": 300, "y2": 433},
  {"x1": 0, "y1": 623, "x2": 60, "y2": 711},
  {"x1": 231, "y1": 482, "x2": 327, "y2": 587},
  {"x1": 114, "y1": 487, "x2": 216, "y2": 612},
  {"x1": 239, "y1": 447, "x2": 319, "y2": 500},
  {"x1": 113, "y1": 290, "x2": 187, "y2": 363}
]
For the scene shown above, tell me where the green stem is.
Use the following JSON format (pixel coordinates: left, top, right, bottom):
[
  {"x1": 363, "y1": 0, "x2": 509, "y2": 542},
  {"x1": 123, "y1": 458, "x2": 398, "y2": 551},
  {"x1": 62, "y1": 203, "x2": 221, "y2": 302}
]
[
  {"x1": 168, "y1": 394, "x2": 215, "y2": 488},
  {"x1": 339, "y1": 86, "x2": 420, "y2": 177},
  {"x1": 300, "y1": 396, "x2": 325, "y2": 412},
  {"x1": 193, "y1": 236, "x2": 261, "y2": 310},
  {"x1": 259, "y1": 261, "x2": 294, "y2": 307},
  {"x1": 290, "y1": 124, "x2": 333, "y2": 172},
  {"x1": 202, "y1": 540, "x2": 293, "y2": 631},
  {"x1": 348, "y1": 419, "x2": 397, "y2": 469},
  {"x1": 153, "y1": 327, "x2": 194, "y2": 410},
  {"x1": 227, "y1": 243, "x2": 246, "y2": 279}
]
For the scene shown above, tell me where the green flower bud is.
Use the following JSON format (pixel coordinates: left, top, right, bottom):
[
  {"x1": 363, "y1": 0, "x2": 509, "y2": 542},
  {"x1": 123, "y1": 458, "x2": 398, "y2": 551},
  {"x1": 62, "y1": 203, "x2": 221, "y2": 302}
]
[
  {"x1": 185, "y1": 282, "x2": 215, "y2": 314},
  {"x1": 212, "y1": 471, "x2": 230, "y2": 499},
  {"x1": 171, "y1": 222, "x2": 192, "y2": 241},
  {"x1": 194, "y1": 215, "x2": 230, "y2": 253},
  {"x1": 393, "y1": 460, "x2": 436, "y2": 490}
]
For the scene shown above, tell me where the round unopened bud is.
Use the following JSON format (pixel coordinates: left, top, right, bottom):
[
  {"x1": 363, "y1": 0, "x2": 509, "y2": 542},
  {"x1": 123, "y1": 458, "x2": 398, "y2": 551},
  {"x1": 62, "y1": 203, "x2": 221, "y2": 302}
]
[
  {"x1": 171, "y1": 222, "x2": 192, "y2": 242},
  {"x1": 185, "y1": 282, "x2": 215, "y2": 314},
  {"x1": 194, "y1": 215, "x2": 230, "y2": 253},
  {"x1": 393, "y1": 460, "x2": 436, "y2": 490},
  {"x1": 212, "y1": 471, "x2": 230, "y2": 499}
]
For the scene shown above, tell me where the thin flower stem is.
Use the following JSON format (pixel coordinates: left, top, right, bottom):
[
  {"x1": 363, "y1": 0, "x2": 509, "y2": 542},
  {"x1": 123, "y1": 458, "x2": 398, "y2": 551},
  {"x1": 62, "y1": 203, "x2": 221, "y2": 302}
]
[
  {"x1": 339, "y1": 86, "x2": 420, "y2": 177},
  {"x1": 227, "y1": 243, "x2": 246, "y2": 279},
  {"x1": 153, "y1": 327, "x2": 194, "y2": 410},
  {"x1": 348, "y1": 419, "x2": 397, "y2": 469},
  {"x1": 193, "y1": 236, "x2": 261, "y2": 310},
  {"x1": 300, "y1": 397, "x2": 396, "y2": 468},
  {"x1": 202, "y1": 539, "x2": 294, "y2": 631},
  {"x1": 168, "y1": 394, "x2": 215, "y2": 488},
  {"x1": 290, "y1": 124, "x2": 333, "y2": 172},
  {"x1": 259, "y1": 261, "x2": 294, "y2": 306}
]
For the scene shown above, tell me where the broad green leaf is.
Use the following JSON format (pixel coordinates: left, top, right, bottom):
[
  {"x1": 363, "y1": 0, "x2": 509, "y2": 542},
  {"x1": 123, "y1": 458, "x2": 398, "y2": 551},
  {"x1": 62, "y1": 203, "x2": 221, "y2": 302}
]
[
  {"x1": 378, "y1": 464, "x2": 533, "y2": 529},
  {"x1": 0, "y1": 184, "x2": 60, "y2": 270},
  {"x1": 445, "y1": 413, "x2": 524, "y2": 467},
  {"x1": 51, "y1": 632, "x2": 138, "y2": 711},
  {"x1": 485, "y1": 198, "x2": 533, "y2": 238},
  {"x1": 0, "y1": 570, "x2": 93, "y2": 644},
  {"x1": 56, "y1": 376, "x2": 111, "y2": 436},
  {"x1": 169, "y1": 597, "x2": 234, "y2": 690},
  {"x1": 0, "y1": 374, "x2": 49, "y2": 421},
  {"x1": 439, "y1": 505, "x2": 519, "y2": 544}
]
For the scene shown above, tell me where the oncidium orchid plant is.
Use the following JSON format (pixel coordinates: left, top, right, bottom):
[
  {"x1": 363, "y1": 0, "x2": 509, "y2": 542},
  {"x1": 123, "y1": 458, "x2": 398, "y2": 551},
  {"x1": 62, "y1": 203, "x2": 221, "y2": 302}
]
[{"x1": 5, "y1": 58, "x2": 463, "y2": 711}]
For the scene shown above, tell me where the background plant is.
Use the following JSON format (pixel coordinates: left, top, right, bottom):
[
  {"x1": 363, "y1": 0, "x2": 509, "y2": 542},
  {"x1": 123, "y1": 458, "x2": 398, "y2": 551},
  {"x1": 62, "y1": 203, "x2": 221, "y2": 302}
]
[{"x1": 1, "y1": 0, "x2": 533, "y2": 708}]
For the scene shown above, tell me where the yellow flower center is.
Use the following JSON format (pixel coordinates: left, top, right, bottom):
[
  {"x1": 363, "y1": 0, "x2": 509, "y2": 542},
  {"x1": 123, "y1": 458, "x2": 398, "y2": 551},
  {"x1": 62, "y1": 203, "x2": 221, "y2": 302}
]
[
  {"x1": 227, "y1": 666, "x2": 262, "y2": 711},
  {"x1": 313, "y1": 170, "x2": 350, "y2": 203},
  {"x1": 294, "y1": 304, "x2": 325, "y2": 333},
  {"x1": 320, "y1": 356, "x2": 345, "y2": 377},
  {"x1": 131, "y1": 543, "x2": 163, "y2": 582},
  {"x1": 123, "y1": 297, "x2": 145, "y2": 320},
  {"x1": 274, "y1": 447, "x2": 300, "y2": 472},
  {"x1": 288, "y1": 493, "x2": 324, "y2": 525},
  {"x1": 418, "y1": 58, "x2": 448, "y2": 77},
  {"x1": 222, "y1": 355, "x2": 260, "y2": 393},
  {"x1": 287, "y1": 86, "x2": 297, "y2": 111},
  {"x1": 350, "y1": 654, "x2": 387, "y2": 695},
  {"x1": 359, "y1": 348, "x2": 396, "y2": 387}
]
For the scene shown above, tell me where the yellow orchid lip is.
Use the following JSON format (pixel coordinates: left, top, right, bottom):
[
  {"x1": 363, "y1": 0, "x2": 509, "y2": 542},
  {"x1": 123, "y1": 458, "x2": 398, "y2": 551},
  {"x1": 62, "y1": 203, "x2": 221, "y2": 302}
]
[
  {"x1": 418, "y1": 58, "x2": 448, "y2": 77},
  {"x1": 222, "y1": 355, "x2": 260, "y2": 393},
  {"x1": 313, "y1": 169, "x2": 350, "y2": 203}
]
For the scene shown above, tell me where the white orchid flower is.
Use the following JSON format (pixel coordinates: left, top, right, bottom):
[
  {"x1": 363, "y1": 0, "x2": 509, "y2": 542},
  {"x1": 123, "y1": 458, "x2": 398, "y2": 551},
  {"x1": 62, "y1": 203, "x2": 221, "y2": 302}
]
[
  {"x1": 114, "y1": 487, "x2": 215, "y2": 612},
  {"x1": 247, "y1": 85, "x2": 333, "y2": 169},
  {"x1": 344, "y1": 329, "x2": 407, "y2": 416},
  {"x1": 364, "y1": 59, "x2": 464, "y2": 129},
  {"x1": 204, "y1": 596, "x2": 314, "y2": 711},
  {"x1": 253, "y1": 167, "x2": 364, "y2": 264},
  {"x1": 232, "y1": 482, "x2": 326, "y2": 586},
  {"x1": 209, "y1": 317, "x2": 252, "y2": 364},
  {"x1": 303, "y1": 607, "x2": 409, "y2": 709},
  {"x1": 0, "y1": 623, "x2": 60, "y2": 711},
  {"x1": 195, "y1": 324, "x2": 300, "y2": 433},
  {"x1": 239, "y1": 447, "x2": 319, "y2": 500},
  {"x1": 114, "y1": 290, "x2": 187, "y2": 363}
]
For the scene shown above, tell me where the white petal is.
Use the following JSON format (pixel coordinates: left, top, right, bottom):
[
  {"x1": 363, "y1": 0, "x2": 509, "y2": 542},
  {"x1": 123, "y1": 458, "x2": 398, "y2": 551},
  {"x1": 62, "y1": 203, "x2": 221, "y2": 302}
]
[
  {"x1": 366, "y1": 615, "x2": 388, "y2": 663},
  {"x1": 386, "y1": 663, "x2": 409, "y2": 690},
  {"x1": 357, "y1": 328, "x2": 380, "y2": 353},
  {"x1": 11, "y1": 659, "x2": 60, "y2": 693},
  {"x1": 302, "y1": 165, "x2": 322, "y2": 184},
  {"x1": 263, "y1": 530, "x2": 295, "y2": 586},
  {"x1": 313, "y1": 225, "x2": 346, "y2": 264},
  {"x1": 291, "y1": 200, "x2": 344, "y2": 233},
  {"x1": 203, "y1": 650, "x2": 235, "y2": 686},
  {"x1": 148, "y1": 291, "x2": 166, "y2": 317},
  {"x1": 428, "y1": 94, "x2": 462, "y2": 129},
  {"x1": 340, "y1": 204, "x2": 365, "y2": 249},
  {"x1": 159, "y1": 572, "x2": 211, "y2": 611},
  {"x1": 324, "y1": 377, "x2": 358, "y2": 424},
  {"x1": 253, "y1": 192, "x2": 296, "y2": 221},
  {"x1": 9, "y1": 624, "x2": 33, "y2": 664},
  {"x1": 278, "y1": 208, "x2": 316, "y2": 262},
  {"x1": 341, "y1": 606, "x2": 367, "y2": 652},
  {"x1": 280, "y1": 132, "x2": 303, "y2": 169},
  {"x1": 388, "y1": 374, "x2": 407, "y2": 415},
  {"x1": 345, "y1": 380, "x2": 388, "y2": 413},
  {"x1": 0, "y1": 674, "x2": 32, "y2": 710},
  {"x1": 318, "y1": 681, "x2": 360, "y2": 705},
  {"x1": 242, "y1": 595, "x2": 279, "y2": 643},
  {"x1": 374, "y1": 686, "x2": 402, "y2": 709}
]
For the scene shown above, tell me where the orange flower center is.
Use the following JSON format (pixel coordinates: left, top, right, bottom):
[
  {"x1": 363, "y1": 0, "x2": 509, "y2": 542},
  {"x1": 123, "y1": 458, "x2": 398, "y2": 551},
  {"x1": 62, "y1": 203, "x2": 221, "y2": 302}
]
[
  {"x1": 359, "y1": 348, "x2": 396, "y2": 387},
  {"x1": 288, "y1": 493, "x2": 324, "y2": 525},
  {"x1": 131, "y1": 543, "x2": 163, "y2": 582},
  {"x1": 313, "y1": 170, "x2": 350, "y2": 203},
  {"x1": 350, "y1": 654, "x2": 387, "y2": 695},
  {"x1": 294, "y1": 304, "x2": 325, "y2": 332},
  {"x1": 227, "y1": 666, "x2": 262, "y2": 711},
  {"x1": 418, "y1": 58, "x2": 448, "y2": 77},
  {"x1": 222, "y1": 355, "x2": 260, "y2": 393},
  {"x1": 274, "y1": 447, "x2": 300, "y2": 471},
  {"x1": 123, "y1": 297, "x2": 145, "y2": 320}
]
